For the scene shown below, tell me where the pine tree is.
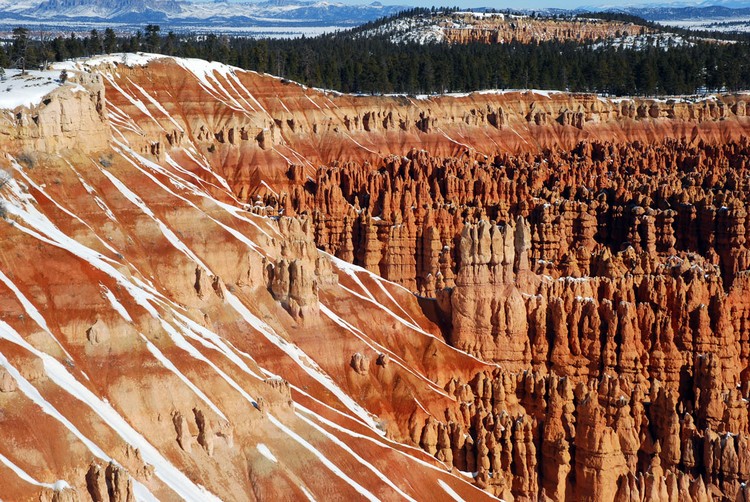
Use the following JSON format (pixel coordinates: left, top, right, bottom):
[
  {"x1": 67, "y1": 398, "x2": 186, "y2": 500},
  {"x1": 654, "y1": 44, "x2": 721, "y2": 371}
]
[
  {"x1": 104, "y1": 28, "x2": 117, "y2": 54},
  {"x1": 145, "y1": 25, "x2": 161, "y2": 53},
  {"x1": 88, "y1": 29, "x2": 102, "y2": 56},
  {"x1": 11, "y1": 27, "x2": 29, "y2": 74}
]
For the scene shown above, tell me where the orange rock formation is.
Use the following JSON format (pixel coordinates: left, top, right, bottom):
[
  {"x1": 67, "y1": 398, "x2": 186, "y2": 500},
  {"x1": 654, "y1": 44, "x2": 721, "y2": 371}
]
[
  {"x1": 0, "y1": 54, "x2": 749, "y2": 501},
  {"x1": 438, "y1": 13, "x2": 653, "y2": 45}
]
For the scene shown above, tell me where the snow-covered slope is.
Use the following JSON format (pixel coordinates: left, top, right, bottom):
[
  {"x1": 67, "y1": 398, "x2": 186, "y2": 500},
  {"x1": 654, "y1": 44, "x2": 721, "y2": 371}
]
[
  {"x1": 3, "y1": 53, "x2": 750, "y2": 501},
  {"x1": 581, "y1": 2, "x2": 750, "y2": 32},
  {"x1": 0, "y1": 53, "x2": 499, "y2": 501},
  {"x1": 0, "y1": 70, "x2": 77, "y2": 109},
  {"x1": 0, "y1": 0, "x2": 406, "y2": 34}
]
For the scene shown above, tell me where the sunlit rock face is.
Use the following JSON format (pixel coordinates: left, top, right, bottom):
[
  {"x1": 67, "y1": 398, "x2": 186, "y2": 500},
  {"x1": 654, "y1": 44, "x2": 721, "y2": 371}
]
[{"x1": 0, "y1": 53, "x2": 749, "y2": 501}]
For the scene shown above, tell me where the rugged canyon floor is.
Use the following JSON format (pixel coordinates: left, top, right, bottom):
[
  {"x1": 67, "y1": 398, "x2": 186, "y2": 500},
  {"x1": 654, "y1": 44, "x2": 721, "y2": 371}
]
[{"x1": 0, "y1": 53, "x2": 750, "y2": 502}]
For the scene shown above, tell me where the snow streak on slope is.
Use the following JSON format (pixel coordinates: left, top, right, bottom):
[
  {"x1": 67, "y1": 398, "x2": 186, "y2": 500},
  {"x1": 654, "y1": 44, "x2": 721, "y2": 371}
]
[
  {"x1": 225, "y1": 290, "x2": 384, "y2": 433},
  {"x1": 0, "y1": 55, "x2": 504, "y2": 501},
  {"x1": 0, "y1": 336, "x2": 161, "y2": 502},
  {"x1": 0, "y1": 451, "x2": 70, "y2": 490},
  {"x1": 256, "y1": 443, "x2": 278, "y2": 463},
  {"x1": 440, "y1": 479, "x2": 467, "y2": 501}
]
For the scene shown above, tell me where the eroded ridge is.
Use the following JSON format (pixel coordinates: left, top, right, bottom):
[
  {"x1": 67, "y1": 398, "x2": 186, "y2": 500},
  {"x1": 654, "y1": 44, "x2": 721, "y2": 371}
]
[
  {"x1": 1, "y1": 54, "x2": 750, "y2": 501},
  {"x1": 277, "y1": 138, "x2": 750, "y2": 499}
]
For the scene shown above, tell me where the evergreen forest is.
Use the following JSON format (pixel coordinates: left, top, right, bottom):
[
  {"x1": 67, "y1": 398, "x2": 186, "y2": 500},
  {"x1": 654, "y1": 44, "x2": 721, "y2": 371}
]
[{"x1": 3, "y1": 9, "x2": 750, "y2": 96}]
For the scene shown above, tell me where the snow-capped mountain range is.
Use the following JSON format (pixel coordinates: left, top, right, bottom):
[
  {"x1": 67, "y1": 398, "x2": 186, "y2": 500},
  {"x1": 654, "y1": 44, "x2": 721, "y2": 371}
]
[
  {"x1": 580, "y1": 0, "x2": 750, "y2": 22},
  {"x1": 3, "y1": 0, "x2": 750, "y2": 36},
  {"x1": 577, "y1": 0, "x2": 750, "y2": 32},
  {"x1": 0, "y1": 0, "x2": 407, "y2": 34}
]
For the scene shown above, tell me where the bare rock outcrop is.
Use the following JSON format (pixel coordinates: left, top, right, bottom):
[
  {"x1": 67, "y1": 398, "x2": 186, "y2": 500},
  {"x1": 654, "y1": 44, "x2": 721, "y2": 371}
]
[
  {"x1": 279, "y1": 137, "x2": 750, "y2": 499},
  {"x1": 1, "y1": 73, "x2": 109, "y2": 154},
  {"x1": 85, "y1": 461, "x2": 135, "y2": 502},
  {"x1": 266, "y1": 216, "x2": 338, "y2": 320},
  {"x1": 1, "y1": 56, "x2": 749, "y2": 501}
]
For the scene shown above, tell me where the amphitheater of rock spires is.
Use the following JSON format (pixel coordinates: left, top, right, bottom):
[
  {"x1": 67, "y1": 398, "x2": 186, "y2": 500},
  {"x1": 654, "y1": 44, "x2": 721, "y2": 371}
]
[
  {"x1": 0, "y1": 52, "x2": 749, "y2": 502},
  {"x1": 410, "y1": 12, "x2": 655, "y2": 45}
]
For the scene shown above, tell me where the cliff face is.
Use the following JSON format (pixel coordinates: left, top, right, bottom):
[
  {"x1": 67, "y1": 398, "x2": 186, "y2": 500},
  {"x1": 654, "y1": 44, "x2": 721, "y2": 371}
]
[
  {"x1": 419, "y1": 219, "x2": 750, "y2": 501},
  {"x1": 438, "y1": 14, "x2": 655, "y2": 45},
  {"x1": 285, "y1": 134, "x2": 750, "y2": 499},
  {"x1": 84, "y1": 57, "x2": 750, "y2": 201},
  {"x1": 286, "y1": 140, "x2": 750, "y2": 293},
  {"x1": 1, "y1": 54, "x2": 749, "y2": 501},
  {"x1": 0, "y1": 57, "x2": 492, "y2": 502},
  {"x1": 0, "y1": 72, "x2": 109, "y2": 154},
  {"x1": 373, "y1": 12, "x2": 655, "y2": 45}
]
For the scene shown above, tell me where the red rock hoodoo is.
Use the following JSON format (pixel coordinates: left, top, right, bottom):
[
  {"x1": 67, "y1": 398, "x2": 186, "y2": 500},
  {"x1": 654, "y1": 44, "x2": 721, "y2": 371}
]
[{"x1": 0, "y1": 55, "x2": 749, "y2": 501}]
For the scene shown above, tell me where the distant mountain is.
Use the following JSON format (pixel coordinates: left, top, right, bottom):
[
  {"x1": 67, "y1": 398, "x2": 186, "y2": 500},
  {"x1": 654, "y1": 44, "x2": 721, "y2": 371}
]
[
  {"x1": 579, "y1": 0, "x2": 750, "y2": 21},
  {"x1": 581, "y1": 0, "x2": 750, "y2": 9},
  {"x1": 0, "y1": 0, "x2": 408, "y2": 33},
  {"x1": 613, "y1": 5, "x2": 750, "y2": 20},
  {"x1": 573, "y1": 3, "x2": 750, "y2": 33}
]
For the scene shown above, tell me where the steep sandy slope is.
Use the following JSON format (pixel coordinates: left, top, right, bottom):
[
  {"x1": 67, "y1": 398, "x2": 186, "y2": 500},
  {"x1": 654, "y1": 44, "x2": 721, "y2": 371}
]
[
  {"x1": 1, "y1": 53, "x2": 750, "y2": 501},
  {"x1": 64, "y1": 54, "x2": 750, "y2": 201},
  {"x1": 0, "y1": 57, "x2": 496, "y2": 501}
]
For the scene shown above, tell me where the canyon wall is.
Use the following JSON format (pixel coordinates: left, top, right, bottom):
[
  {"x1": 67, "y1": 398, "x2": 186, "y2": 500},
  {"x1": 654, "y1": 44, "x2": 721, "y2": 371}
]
[
  {"x1": 0, "y1": 72, "x2": 109, "y2": 153},
  {"x1": 439, "y1": 14, "x2": 654, "y2": 45},
  {"x1": 284, "y1": 136, "x2": 750, "y2": 501},
  {"x1": 88, "y1": 57, "x2": 750, "y2": 199},
  {"x1": 1, "y1": 55, "x2": 750, "y2": 500},
  {"x1": 0, "y1": 60, "x2": 493, "y2": 502}
]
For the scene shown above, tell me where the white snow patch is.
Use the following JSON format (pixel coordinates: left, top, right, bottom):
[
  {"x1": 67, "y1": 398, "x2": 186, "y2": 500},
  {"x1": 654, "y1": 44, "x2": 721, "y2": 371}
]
[
  {"x1": 267, "y1": 414, "x2": 378, "y2": 502},
  {"x1": 0, "y1": 338, "x2": 158, "y2": 500},
  {"x1": 0, "y1": 69, "x2": 64, "y2": 109},
  {"x1": 320, "y1": 304, "x2": 451, "y2": 400},
  {"x1": 225, "y1": 290, "x2": 382, "y2": 432},
  {"x1": 0, "y1": 452, "x2": 70, "y2": 490},
  {"x1": 55, "y1": 53, "x2": 166, "y2": 71},
  {"x1": 295, "y1": 404, "x2": 496, "y2": 500},
  {"x1": 141, "y1": 334, "x2": 228, "y2": 421},
  {"x1": 0, "y1": 321, "x2": 221, "y2": 501},
  {"x1": 102, "y1": 285, "x2": 133, "y2": 322},
  {"x1": 256, "y1": 443, "x2": 278, "y2": 463},
  {"x1": 100, "y1": 166, "x2": 211, "y2": 272},
  {"x1": 295, "y1": 412, "x2": 418, "y2": 502},
  {"x1": 0, "y1": 269, "x2": 51, "y2": 333},
  {"x1": 439, "y1": 479, "x2": 466, "y2": 502}
]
